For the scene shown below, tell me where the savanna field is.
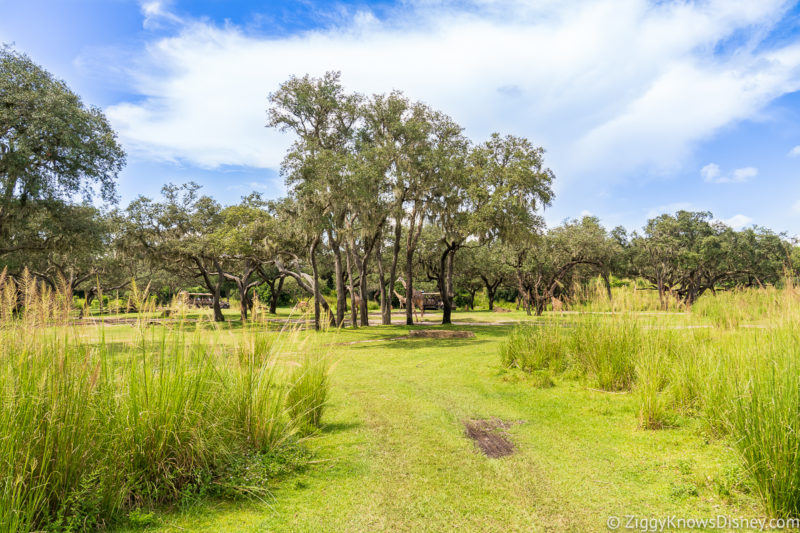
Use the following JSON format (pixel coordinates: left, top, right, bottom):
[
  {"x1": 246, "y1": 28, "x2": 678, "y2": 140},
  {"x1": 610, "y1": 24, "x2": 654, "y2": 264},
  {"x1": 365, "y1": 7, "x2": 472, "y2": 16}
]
[
  {"x1": 4, "y1": 276, "x2": 800, "y2": 532},
  {"x1": 6, "y1": 20, "x2": 800, "y2": 533}
]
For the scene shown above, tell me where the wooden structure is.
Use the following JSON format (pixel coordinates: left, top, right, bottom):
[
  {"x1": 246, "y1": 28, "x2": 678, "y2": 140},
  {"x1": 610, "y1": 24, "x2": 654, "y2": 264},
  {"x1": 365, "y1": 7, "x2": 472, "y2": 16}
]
[
  {"x1": 422, "y1": 292, "x2": 444, "y2": 310},
  {"x1": 180, "y1": 292, "x2": 230, "y2": 309}
]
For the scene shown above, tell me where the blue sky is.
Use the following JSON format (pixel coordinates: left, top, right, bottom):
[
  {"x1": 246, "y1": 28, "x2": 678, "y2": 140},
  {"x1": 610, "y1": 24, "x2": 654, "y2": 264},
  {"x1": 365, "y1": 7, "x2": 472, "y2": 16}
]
[{"x1": 3, "y1": 0, "x2": 800, "y2": 234}]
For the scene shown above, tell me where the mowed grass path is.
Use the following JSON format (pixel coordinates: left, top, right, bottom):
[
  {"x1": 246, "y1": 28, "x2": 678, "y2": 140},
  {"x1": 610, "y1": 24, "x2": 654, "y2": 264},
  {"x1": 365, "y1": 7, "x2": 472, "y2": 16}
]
[{"x1": 119, "y1": 316, "x2": 757, "y2": 532}]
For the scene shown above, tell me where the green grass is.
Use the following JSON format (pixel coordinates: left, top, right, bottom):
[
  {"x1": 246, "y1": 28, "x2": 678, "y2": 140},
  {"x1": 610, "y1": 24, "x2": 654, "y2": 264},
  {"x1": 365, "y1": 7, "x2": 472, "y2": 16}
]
[
  {"x1": 499, "y1": 322, "x2": 569, "y2": 374},
  {"x1": 0, "y1": 281, "x2": 331, "y2": 532},
  {"x1": 700, "y1": 321, "x2": 800, "y2": 517},
  {"x1": 11, "y1": 280, "x2": 800, "y2": 531},
  {"x1": 499, "y1": 295, "x2": 800, "y2": 520},
  {"x1": 109, "y1": 322, "x2": 761, "y2": 532}
]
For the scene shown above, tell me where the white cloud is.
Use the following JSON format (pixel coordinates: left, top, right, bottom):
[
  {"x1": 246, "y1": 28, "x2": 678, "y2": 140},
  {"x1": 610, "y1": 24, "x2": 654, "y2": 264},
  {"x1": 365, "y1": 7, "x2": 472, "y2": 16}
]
[
  {"x1": 140, "y1": 1, "x2": 182, "y2": 29},
  {"x1": 580, "y1": 209, "x2": 592, "y2": 217},
  {"x1": 701, "y1": 163, "x2": 758, "y2": 183},
  {"x1": 103, "y1": 0, "x2": 800, "y2": 185},
  {"x1": 731, "y1": 167, "x2": 758, "y2": 182},
  {"x1": 701, "y1": 163, "x2": 720, "y2": 182},
  {"x1": 789, "y1": 145, "x2": 800, "y2": 157},
  {"x1": 721, "y1": 214, "x2": 753, "y2": 229}
]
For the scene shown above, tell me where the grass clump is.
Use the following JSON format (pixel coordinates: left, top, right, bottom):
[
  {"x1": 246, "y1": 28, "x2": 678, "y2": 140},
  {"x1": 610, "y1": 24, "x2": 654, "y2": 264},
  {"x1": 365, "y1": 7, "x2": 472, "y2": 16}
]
[
  {"x1": 287, "y1": 351, "x2": 331, "y2": 433},
  {"x1": 500, "y1": 315, "x2": 643, "y2": 391},
  {"x1": 710, "y1": 323, "x2": 800, "y2": 517},
  {"x1": 634, "y1": 330, "x2": 689, "y2": 429},
  {"x1": 499, "y1": 324, "x2": 569, "y2": 374},
  {"x1": 501, "y1": 283, "x2": 800, "y2": 519},
  {"x1": 691, "y1": 285, "x2": 800, "y2": 328},
  {"x1": 0, "y1": 275, "x2": 331, "y2": 532},
  {"x1": 571, "y1": 315, "x2": 641, "y2": 391}
]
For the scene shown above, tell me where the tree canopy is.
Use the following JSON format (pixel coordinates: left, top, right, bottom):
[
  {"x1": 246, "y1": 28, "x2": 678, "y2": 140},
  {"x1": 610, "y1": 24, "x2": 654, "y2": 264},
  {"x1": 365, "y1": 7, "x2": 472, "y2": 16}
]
[
  {"x1": 0, "y1": 58, "x2": 795, "y2": 325},
  {"x1": 0, "y1": 46, "x2": 125, "y2": 256}
]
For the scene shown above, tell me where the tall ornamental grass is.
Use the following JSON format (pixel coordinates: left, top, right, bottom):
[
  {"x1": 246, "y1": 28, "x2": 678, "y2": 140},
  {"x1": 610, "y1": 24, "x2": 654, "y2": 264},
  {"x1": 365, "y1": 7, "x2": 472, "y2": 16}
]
[
  {"x1": 691, "y1": 287, "x2": 783, "y2": 328},
  {"x1": 0, "y1": 272, "x2": 331, "y2": 532},
  {"x1": 500, "y1": 315, "x2": 643, "y2": 391},
  {"x1": 499, "y1": 323, "x2": 569, "y2": 374},
  {"x1": 698, "y1": 321, "x2": 800, "y2": 517},
  {"x1": 570, "y1": 315, "x2": 641, "y2": 391},
  {"x1": 499, "y1": 282, "x2": 800, "y2": 518},
  {"x1": 569, "y1": 277, "x2": 684, "y2": 313}
]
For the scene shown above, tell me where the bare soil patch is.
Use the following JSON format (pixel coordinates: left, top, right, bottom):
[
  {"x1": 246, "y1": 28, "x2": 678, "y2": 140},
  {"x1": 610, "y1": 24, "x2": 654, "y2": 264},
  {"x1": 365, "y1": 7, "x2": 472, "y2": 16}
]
[
  {"x1": 463, "y1": 418, "x2": 521, "y2": 458},
  {"x1": 330, "y1": 336, "x2": 409, "y2": 346},
  {"x1": 408, "y1": 329, "x2": 475, "y2": 339}
]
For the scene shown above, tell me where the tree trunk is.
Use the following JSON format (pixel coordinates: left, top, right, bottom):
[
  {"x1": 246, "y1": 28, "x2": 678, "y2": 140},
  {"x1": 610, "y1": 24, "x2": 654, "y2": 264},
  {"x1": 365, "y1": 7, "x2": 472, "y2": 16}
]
[
  {"x1": 601, "y1": 272, "x2": 613, "y2": 301},
  {"x1": 440, "y1": 247, "x2": 454, "y2": 325},
  {"x1": 534, "y1": 295, "x2": 545, "y2": 316},
  {"x1": 328, "y1": 229, "x2": 346, "y2": 327},
  {"x1": 238, "y1": 280, "x2": 248, "y2": 321},
  {"x1": 310, "y1": 237, "x2": 322, "y2": 331},
  {"x1": 345, "y1": 242, "x2": 358, "y2": 328},
  {"x1": 388, "y1": 215, "x2": 403, "y2": 325},
  {"x1": 269, "y1": 275, "x2": 284, "y2": 314},
  {"x1": 481, "y1": 277, "x2": 501, "y2": 311},
  {"x1": 212, "y1": 259, "x2": 225, "y2": 322},
  {"x1": 376, "y1": 239, "x2": 390, "y2": 325},
  {"x1": 405, "y1": 245, "x2": 415, "y2": 326},
  {"x1": 196, "y1": 258, "x2": 224, "y2": 322},
  {"x1": 85, "y1": 289, "x2": 96, "y2": 309},
  {"x1": 359, "y1": 254, "x2": 370, "y2": 327},
  {"x1": 515, "y1": 269, "x2": 531, "y2": 316},
  {"x1": 405, "y1": 206, "x2": 423, "y2": 326}
]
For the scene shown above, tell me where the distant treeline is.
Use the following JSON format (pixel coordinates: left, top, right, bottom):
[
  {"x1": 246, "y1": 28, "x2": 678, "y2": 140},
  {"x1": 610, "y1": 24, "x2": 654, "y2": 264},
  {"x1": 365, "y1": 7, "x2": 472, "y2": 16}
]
[{"x1": 1, "y1": 47, "x2": 792, "y2": 327}]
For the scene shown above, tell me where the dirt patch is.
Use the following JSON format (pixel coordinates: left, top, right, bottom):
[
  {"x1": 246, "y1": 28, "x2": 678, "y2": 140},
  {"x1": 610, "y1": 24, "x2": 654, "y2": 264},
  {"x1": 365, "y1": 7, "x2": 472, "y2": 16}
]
[
  {"x1": 329, "y1": 336, "x2": 409, "y2": 346},
  {"x1": 463, "y1": 418, "x2": 521, "y2": 458},
  {"x1": 408, "y1": 329, "x2": 475, "y2": 339},
  {"x1": 492, "y1": 307, "x2": 512, "y2": 313}
]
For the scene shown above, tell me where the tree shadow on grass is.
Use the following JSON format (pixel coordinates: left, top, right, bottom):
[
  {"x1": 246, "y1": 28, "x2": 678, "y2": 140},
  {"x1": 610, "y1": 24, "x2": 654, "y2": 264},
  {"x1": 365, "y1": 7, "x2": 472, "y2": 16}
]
[
  {"x1": 351, "y1": 337, "x2": 488, "y2": 352},
  {"x1": 339, "y1": 324, "x2": 515, "y2": 352},
  {"x1": 320, "y1": 421, "x2": 361, "y2": 434}
]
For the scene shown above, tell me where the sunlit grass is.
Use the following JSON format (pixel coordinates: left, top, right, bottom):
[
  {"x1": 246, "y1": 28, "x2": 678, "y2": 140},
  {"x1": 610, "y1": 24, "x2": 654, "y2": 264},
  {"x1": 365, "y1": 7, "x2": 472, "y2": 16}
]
[
  {"x1": 0, "y1": 272, "x2": 331, "y2": 532},
  {"x1": 500, "y1": 281, "x2": 800, "y2": 518}
]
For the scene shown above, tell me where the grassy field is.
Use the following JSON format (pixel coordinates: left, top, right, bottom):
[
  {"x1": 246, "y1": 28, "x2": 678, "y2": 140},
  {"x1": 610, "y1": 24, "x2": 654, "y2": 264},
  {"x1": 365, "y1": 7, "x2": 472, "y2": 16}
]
[
  {"x1": 7, "y1": 282, "x2": 800, "y2": 532},
  {"x1": 105, "y1": 310, "x2": 766, "y2": 532}
]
